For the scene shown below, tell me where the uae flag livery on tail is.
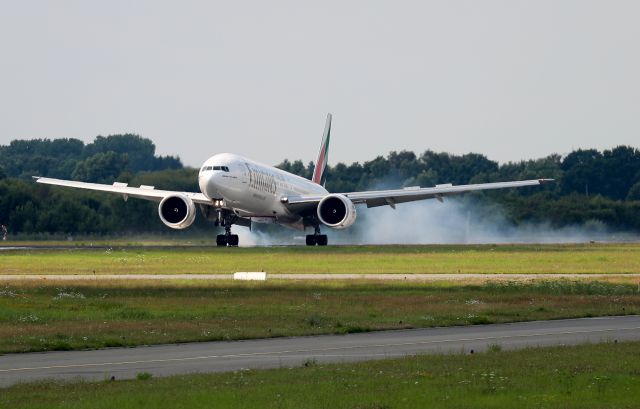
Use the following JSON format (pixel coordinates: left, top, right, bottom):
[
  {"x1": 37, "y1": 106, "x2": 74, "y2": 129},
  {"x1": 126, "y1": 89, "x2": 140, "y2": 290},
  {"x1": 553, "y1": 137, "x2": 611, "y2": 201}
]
[{"x1": 312, "y1": 113, "x2": 332, "y2": 186}]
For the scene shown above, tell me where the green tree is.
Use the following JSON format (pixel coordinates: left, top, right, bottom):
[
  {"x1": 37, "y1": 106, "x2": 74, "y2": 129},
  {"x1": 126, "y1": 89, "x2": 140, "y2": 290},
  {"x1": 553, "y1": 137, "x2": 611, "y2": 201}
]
[
  {"x1": 276, "y1": 160, "x2": 308, "y2": 178},
  {"x1": 560, "y1": 148, "x2": 602, "y2": 196},
  {"x1": 84, "y1": 134, "x2": 182, "y2": 173},
  {"x1": 600, "y1": 146, "x2": 640, "y2": 200},
  {"x1": 628, "y1": 181, "x2": 640, "y2": 201},
  {"x1": 72, "y1": 152, "x2": 129, "y2": 183},
  {"x1": 0, "y1": 135, "x2": 182, "y2": 179}
]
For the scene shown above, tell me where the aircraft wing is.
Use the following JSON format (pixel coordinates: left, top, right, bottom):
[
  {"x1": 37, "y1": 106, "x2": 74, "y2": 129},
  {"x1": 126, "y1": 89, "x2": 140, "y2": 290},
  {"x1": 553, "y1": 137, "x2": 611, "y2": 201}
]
[
  {"x1": 33, "y1": 177, "x2": 212, "y2": 205},
  {"x1": 284, "y1": 179, "x2": 553, "y2": 210}
]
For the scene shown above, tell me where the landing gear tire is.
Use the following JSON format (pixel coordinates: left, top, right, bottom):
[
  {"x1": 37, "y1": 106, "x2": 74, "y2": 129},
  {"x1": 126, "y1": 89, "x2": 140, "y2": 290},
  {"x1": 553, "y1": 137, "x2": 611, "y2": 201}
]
[
  {"x1": 217, "y1": 234, "x2": 239, "y2": 247},
  {"x1": 306, "y1": 234, "x2": 328, "y2": 246}
]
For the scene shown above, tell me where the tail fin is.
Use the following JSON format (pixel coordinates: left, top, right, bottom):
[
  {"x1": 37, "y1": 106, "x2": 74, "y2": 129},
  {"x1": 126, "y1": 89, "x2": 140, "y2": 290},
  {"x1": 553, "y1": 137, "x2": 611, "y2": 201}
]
[{"x1": 312, "y1": 113, "x2": 332, "y2": 186}]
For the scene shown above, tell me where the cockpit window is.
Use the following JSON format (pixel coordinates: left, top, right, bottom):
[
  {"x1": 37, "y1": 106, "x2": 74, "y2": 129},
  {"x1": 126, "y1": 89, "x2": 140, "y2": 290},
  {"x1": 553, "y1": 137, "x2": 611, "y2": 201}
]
[{"x1": 202, "y1": 165, "x2": 229, "y2": 172}]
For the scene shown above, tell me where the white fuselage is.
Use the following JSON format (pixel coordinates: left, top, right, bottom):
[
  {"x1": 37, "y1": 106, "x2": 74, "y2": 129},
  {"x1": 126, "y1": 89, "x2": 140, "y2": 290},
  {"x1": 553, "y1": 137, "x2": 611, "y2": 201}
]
[{"x1": 198, "y1": 153, "x2": 328, "y2": 227}]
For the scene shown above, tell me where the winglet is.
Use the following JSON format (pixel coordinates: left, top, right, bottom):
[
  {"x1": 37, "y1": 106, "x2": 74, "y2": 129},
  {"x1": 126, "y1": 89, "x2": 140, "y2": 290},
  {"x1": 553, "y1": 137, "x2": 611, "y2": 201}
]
[{"x1": 311, "y1": 113, "x2": 332, "y2": 186}]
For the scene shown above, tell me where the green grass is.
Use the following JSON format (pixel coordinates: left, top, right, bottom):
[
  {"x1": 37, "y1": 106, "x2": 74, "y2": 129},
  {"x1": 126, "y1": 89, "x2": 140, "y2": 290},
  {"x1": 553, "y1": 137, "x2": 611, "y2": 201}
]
[
  {"x1": 1, "y1": 280, "x2": 639, "y2": 353},
  {"x1": 1, "y1": 243, "x2": 640, "y2": 275},
  {"x1": 2, "y1": 243, "x2": 640, "y2": 353},
  {"x1": 2, "y1": 342, "x2": 639, "y2": 408}
]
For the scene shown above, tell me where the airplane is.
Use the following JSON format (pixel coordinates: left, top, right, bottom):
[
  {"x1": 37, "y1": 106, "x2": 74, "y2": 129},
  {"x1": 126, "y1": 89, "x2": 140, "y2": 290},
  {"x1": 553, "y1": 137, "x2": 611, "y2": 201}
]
[{"x1": 34, "y1": 114, "x2": 552, "y2": 246}]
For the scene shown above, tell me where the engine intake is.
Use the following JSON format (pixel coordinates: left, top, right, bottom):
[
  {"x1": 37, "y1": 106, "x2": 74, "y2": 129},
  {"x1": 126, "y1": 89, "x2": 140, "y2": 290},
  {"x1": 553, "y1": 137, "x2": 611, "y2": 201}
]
[
  {"x1": 158, "y1": 194, "x2": 196, "y2": 229},
  {"x1": 317, "y1": 194, "x2": 357, "y2": 229}
]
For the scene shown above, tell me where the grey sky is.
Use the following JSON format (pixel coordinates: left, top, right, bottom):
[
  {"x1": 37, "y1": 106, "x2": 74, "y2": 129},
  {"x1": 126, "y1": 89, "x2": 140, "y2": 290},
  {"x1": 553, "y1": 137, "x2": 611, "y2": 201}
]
[{"x1": 1, "y1": 1, "x2": 638, "y2": 167}]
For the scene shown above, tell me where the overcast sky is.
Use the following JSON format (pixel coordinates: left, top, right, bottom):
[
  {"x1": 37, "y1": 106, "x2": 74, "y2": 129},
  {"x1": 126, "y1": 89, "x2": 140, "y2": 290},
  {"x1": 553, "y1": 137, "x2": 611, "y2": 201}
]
[{"x1": 1, "y1": 1, "x2": 638, "y2": 167}]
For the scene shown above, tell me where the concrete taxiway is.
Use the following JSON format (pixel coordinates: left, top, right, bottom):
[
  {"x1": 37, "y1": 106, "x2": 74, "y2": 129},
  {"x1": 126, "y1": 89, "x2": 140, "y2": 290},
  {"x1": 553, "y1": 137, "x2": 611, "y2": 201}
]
[{"x1": 1, "y1": 315, "x2": 639, "y2": 387}]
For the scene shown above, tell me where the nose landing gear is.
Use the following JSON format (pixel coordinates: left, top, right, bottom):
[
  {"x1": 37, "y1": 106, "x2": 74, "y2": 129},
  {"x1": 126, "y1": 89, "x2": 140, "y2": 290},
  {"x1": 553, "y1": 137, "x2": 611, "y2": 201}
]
[{"x1": 215, "y1": 209, "x2": 239, "y2": 247}]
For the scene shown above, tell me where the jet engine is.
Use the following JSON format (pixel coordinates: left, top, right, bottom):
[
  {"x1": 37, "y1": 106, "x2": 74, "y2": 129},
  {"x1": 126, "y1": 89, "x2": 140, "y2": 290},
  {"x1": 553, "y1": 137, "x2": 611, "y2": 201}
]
[
  {"x1": 317, "y1": 194, "x2": 357, "y2": 229},
  {"x1": 158, "y1": 194, "x2": 196, "y2": 229}
]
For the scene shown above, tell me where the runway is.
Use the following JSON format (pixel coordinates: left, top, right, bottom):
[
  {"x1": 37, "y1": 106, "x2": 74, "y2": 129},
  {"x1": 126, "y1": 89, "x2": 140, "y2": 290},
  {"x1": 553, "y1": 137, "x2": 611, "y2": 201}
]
[
  {"x1": 2, "y1": 273, "x2": 640, "y2": 282},
  {"x1": 1, "y1": 315, "x2": 639, "y2": 387}
]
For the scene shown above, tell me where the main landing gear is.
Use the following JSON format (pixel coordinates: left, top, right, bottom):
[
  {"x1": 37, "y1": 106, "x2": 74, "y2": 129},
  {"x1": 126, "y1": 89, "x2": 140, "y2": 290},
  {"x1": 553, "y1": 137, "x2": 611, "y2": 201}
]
[
  {"x1": 216, "y1": 231, "x2": 239, "y2": 247},
  {"x1": 215, "y1": 209, "x2": 239, "y2": 247},
  {"x1": 306, "y1": 225, "x2": 328, "y2": 246}
]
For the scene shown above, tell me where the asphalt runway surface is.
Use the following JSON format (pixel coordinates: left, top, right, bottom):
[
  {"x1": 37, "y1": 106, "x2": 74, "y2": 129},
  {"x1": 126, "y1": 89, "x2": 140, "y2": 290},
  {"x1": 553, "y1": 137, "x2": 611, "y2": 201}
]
[{"x1": 1, "y1": 315, "x2": 639, "y2": 387}]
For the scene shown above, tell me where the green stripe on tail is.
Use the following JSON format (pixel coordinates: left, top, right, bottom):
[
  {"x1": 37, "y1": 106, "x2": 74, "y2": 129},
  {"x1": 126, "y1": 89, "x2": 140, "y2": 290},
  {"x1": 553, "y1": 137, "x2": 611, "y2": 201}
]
[{"x1": 312, "y1": 113, "x2": 332, "y2": 186}]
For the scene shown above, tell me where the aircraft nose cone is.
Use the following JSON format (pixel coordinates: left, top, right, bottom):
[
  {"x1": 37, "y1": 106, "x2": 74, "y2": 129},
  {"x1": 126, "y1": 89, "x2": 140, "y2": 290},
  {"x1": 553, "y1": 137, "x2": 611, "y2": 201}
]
[{"x1": 199, "y1": 173, "x2": 222, "y2": 199}]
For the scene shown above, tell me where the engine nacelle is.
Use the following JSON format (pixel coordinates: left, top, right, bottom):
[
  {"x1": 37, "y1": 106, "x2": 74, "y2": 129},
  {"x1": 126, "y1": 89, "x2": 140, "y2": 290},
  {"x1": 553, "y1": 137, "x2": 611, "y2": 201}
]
[
  {"x1": 158, "y1": 194, "x2": 196, "y2": 229},
  {"x1": 317, "y1": 194, "x2": 357, "y2": 229}
]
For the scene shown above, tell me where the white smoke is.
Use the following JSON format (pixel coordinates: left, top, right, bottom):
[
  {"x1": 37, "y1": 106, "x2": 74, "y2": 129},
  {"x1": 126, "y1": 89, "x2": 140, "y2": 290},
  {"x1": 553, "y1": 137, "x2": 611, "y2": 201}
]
[
  {"x1": 334, "y1": 199, "x2": 621, "y2": 244},
  {"x1": 237, "y1": 197, "x2": 639, "y2": 246},
  {"x1": 235, "y1": 228, "x2": 259, "y2": 247},
  {"x1": 235, "y1": 222, "x2": 303, "y2": 247},
  {"x1": 337, "y1": 198, "x2": 640, "y2": 244}
]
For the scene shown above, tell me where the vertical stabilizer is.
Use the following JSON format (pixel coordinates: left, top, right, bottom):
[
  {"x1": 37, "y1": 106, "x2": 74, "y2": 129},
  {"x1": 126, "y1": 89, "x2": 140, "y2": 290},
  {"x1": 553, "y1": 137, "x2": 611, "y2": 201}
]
[{"x1": 312, "y1": 113, "x2": 332, "y2": 186}]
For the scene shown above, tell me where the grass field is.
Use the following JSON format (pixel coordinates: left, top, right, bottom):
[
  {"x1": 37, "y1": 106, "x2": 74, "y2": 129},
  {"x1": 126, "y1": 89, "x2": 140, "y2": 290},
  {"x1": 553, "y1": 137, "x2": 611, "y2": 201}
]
[
  {"x1": 1, "y1": 280, "x2": 639, "y2": 353},
  {"x1": 1, "y1": 341, "x2": 638, "y2": 408},
  {"x1": 1, "y1": 243, "x2": 640, "y2": 275},
  {"x1": 2, "y1": 243, "x2": 640, "y2": 353}
]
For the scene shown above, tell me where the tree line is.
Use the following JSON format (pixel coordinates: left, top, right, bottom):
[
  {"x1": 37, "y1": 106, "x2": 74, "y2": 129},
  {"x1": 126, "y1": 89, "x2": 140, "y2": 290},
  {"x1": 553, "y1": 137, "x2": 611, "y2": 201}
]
[
  {"x1": 278, "y1": 147, "x2": 640, "y2": 201},
  {"x1": 278, "y1": 146, "x2": 640, "y2": 230},
  {"x1": 0, "y1": 134, "x2": 182, "y2": 182},
  {"x1": 1, "y1": 135, "x2": 639, "y2": 236}
]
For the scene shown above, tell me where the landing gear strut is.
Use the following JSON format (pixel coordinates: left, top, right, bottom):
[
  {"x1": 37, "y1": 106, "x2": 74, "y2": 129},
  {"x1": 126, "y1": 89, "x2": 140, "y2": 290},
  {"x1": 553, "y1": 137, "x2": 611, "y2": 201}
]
[
  {"x1": 306, "y1": 225, "x2": 328, "y2": 246},
  {"x1": 215, "y1": 209, "x2": 239, "y2": 247}
]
